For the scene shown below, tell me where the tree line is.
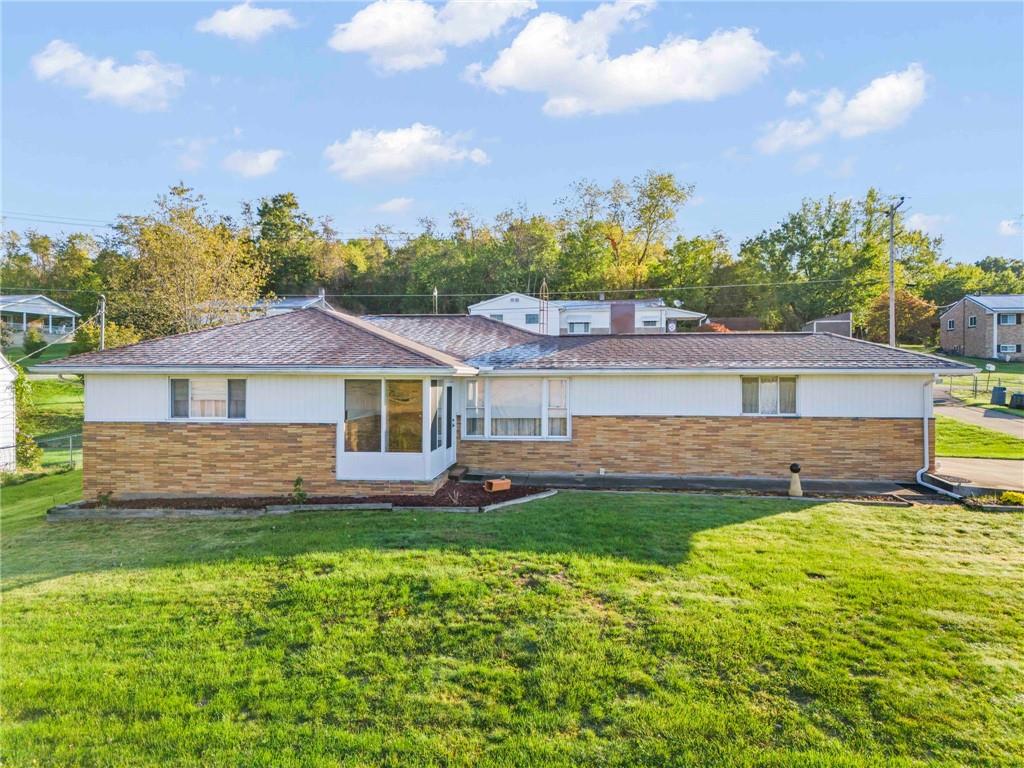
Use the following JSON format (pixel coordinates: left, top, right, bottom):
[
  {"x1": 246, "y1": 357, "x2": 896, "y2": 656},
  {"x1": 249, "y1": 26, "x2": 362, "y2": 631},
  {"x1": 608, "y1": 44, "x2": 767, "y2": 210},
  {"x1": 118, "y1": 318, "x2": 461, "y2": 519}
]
[{"x1": 2, "y1": 174, "x2": 1022, "y2": 349}]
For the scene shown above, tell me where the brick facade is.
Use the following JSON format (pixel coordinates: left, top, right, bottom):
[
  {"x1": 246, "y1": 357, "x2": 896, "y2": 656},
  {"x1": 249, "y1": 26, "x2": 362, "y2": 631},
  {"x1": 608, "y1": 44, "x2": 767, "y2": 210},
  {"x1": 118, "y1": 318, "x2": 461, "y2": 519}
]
[
  {"x1": 83, "y1": 422, "x2": 448, "y2": 499},
  {"x1": 939, "y1": 299, "x2": 1024, "y2": 361},
  {"x1": 458, "y1": 416, "x2": 934, "y2": 481}
]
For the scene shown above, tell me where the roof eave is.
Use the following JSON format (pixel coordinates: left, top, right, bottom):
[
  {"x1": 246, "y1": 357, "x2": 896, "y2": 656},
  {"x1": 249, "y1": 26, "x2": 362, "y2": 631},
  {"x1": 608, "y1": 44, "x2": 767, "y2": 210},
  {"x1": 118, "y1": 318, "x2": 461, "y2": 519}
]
[
  {"x1": 38, "y1": 364, "x2": 477, "y2": 376},
  {"x1": 471, "y1": 366, "x2": 975, "y2": 376}
]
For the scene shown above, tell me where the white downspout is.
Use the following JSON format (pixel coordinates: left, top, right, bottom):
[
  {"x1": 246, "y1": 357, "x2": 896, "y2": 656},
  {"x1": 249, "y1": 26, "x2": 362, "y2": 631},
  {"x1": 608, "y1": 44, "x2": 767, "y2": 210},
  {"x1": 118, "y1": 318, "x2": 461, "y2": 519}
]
[
  {"x1": 992, "y1": 313, "x2": 998, "y2": 358},
  {"x1": 915, "y1": 378, "x2": 962, "y2": 499}
]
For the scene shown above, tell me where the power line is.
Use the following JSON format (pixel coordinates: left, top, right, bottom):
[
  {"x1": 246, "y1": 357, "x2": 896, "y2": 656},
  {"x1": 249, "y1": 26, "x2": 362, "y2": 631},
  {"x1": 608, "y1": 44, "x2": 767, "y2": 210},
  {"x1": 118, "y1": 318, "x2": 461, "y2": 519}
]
[
  {"x1": 0, "y1": 276, "x2": 887, "y2": 301},
  {"x1": 9, "y1": 312, "x2": 99, "y2": 366}
]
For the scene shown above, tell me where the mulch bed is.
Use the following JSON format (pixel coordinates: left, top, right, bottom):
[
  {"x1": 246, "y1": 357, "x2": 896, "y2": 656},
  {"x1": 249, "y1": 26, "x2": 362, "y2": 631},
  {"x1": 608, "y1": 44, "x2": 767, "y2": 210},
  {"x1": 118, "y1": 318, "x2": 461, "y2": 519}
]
[{"x1": 79, "y1": 480, "x2": 545, "y2": 510}]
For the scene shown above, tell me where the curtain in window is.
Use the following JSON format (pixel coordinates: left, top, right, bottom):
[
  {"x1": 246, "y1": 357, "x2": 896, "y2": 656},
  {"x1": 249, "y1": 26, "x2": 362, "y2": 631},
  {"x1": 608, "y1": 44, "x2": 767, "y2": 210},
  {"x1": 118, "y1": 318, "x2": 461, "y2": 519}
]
[
  {"x1": 228, "y1": 380, "x2": 246, "y2": 419},
  {"x1": 190, "y1": 379, "x2": 227, "y2": 418},
  {"x1": 758, "y1": 377, "x2": 780, "y2": 415},
  {"x1": 345, "y1": 380, "x2": 381, "y2": 452},
  {"x1": 171, "y1": 379, "x2": 189, "y2": 418},
  {"x1": 490, "y1": 379, "x2": 542, "y2": 436},
  {"x1": 548, "y1": 379, "x2": 568, "y2": 436},
  {"x1": 741, "y1": 378, "x2": 759, "y2": 414},
  {"x1": 779, "y1": 378, "x2": 796, "y2": 415},
  {"x1": 386, "y1": 380, "x2": 422, "y2": 452},
  {"x1": 465, "y1": 380, "x2": 484, "y2": 436}
]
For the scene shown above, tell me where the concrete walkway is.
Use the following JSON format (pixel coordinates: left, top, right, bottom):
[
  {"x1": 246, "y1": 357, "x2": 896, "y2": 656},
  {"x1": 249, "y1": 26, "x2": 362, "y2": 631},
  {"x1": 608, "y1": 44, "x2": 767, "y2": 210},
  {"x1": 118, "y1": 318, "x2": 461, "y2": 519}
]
[
  {"x1": 934, "y1": 458, "x2": 1024, "y2": 491},
  {"x1": 934, "y1": 403, "x2": 1024, "y2": 438}
]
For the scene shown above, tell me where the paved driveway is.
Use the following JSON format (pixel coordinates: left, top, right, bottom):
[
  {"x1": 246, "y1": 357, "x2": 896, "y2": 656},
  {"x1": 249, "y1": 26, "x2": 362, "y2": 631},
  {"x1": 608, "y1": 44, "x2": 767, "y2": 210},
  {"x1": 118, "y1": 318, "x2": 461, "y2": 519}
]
[
  {"x1": 935, "y1": 457, "x2": 1024, "y2": 491},
  {"x1": 934, "y1": 404, "x2": 1024, "y2": 438}
]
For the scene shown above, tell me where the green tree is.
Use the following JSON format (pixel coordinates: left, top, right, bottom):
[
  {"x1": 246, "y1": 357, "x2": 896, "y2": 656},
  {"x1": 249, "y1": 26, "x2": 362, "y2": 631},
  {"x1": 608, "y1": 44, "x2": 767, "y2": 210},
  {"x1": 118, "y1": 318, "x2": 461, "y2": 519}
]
[
  {"x1": 114, "y1": 185, "x2": 267, "y2": 336},
  {"x1": 250, "y1": 193, "x2": 322, "y2": 295},
  {"x1": 862, "y1": 288, "x2": 937, "y2": 344},
  {"x1": 70, "y1": 321, "x2": 142, "y2": 354}
]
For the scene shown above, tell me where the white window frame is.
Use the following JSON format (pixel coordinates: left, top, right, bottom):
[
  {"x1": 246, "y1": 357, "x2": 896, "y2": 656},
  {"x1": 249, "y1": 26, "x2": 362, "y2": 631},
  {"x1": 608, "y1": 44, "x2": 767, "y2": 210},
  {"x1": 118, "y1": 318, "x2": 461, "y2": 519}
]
[
  {"x1": 741, "y1": 376, "x2": 798, "y2": 417},
  {"x1": 169, "y1": 377, "x2": 246, "y2": 421},
  {"x1": 568, "y1": 321, "x2": 590, "y2": 335},
  {"x1": 343, "y1": 378, "x2": 427, "y2": 455},
  {"x1": 946, "y1": 319, "x2": 955, "y2": 330},
  {"x1": 525, "y1": 313, "x2": 540, "y2": 325},
  {"x1": 968, "y1": 315, "x2": 977, "y2": 328},
  {"x1": 462, "y1": 378, "x2": 572, "y2": 441},
  {"x1": 998, "y1": 344, "x2": 1019, "y2": 354},
  {"x1": 998, "y1": 313, "x2": 1018, "y2": 325},
  {"x1": 642, "y1": 319, "x2": 659, "y2": 328}
]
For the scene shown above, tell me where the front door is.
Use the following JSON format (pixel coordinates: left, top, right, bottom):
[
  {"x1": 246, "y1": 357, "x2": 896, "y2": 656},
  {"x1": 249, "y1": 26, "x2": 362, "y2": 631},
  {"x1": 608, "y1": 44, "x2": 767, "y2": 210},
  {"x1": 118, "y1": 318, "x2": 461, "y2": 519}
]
[{"x1": 444, "y1": 383, "x2": 456, "y2": 466}]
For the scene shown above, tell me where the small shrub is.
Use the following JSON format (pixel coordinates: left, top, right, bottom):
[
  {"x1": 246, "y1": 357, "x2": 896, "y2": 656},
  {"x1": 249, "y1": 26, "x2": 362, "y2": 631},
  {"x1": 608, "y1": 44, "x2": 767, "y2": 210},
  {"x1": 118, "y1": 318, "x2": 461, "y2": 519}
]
[
  {"x1": 291, "y1": 476, "x2": 308, "y2": 505},
  {"x1": 998, "y1": 491, "x2": 1024, "y2": 506},
  {"x1": 22, "y1": 326, "x2": 46, "y2": 356},
  {"x1": 15, "y1": 431, "x2": 42, "y2": 470},
  {"x1": 96, "y1": 490, "x2": 113, "y2": 508},
  {"x1": 0, "y1": 320, "x2": 11, "y2": 348}
]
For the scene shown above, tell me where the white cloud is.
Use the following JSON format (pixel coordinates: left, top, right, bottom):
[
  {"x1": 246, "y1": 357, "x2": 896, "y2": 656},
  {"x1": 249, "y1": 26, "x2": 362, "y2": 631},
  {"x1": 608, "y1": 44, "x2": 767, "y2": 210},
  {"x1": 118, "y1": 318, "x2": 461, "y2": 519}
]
[
  {"x1": 222, "y1": 149, "x2": 285, "y2": 177},
  {"x1": 757, "y1": 63, "x2": 927, "y2": 153},
  {"x1": 324, "y1": 123, "x2": 489, "y2": 181},
  {"x1": 998, "y1": 218, "x2": 1022, "y2": 236},
  {"x1": 794, "y1": 153, "x2": 822, "y2": 173},
  {"x1": 329, "y1": 0, "x2": 535, "y2": 72},
  {"x1": 170, "y1": 137, "x2": 216, "y2": 171},
  {"x1": 785, "y1": 89, "x2": 810, "y2": 107},
  {"x1": 31, "y1": 39, "x2": 185, "y2": 111},
  {"x1": 196, "y1": 2, "x2": 297, "y2": 42},
  {"x1": 469, "y1": 0, "x2": 776, "y2": 116},
  {"x1": 907, "y1": 213, "x2": 947, "y2": 235},
  {"x1": 375, "y1": 197, "x2": 415, "y2": 213}
]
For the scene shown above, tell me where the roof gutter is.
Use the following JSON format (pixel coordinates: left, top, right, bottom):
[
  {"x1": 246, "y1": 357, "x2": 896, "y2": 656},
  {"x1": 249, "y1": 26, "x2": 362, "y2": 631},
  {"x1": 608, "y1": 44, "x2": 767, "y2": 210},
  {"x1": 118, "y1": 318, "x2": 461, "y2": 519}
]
[
  {"x1": 37, "y1": 365, "x2": 476, "y2": 376},
  {"x1": 469, "y1": 366, "x2": 978, "y2": 377}
]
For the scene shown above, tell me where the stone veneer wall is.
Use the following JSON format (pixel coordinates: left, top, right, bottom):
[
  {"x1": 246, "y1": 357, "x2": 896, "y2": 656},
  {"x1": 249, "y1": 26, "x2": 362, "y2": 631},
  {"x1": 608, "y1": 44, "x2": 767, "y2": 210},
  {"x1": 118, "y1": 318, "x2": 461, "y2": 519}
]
[
  {"x1": 83, "y1": 422, "x2": 448, "y2": 499},
  {"x1": 458, "y1": 416, "x2": 933, "y2": 481}
]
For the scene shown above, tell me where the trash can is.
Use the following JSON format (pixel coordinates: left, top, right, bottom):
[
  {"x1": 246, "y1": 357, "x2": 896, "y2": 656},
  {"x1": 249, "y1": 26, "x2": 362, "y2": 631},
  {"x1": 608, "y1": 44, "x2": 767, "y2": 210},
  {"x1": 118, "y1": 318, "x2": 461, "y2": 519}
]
[
  {"x1": 991, "y1": 386, "x2": 1007, "y2": 405},
  {"x1": 1009, "y1": 393, "x2": 1024, "y2": 410}
]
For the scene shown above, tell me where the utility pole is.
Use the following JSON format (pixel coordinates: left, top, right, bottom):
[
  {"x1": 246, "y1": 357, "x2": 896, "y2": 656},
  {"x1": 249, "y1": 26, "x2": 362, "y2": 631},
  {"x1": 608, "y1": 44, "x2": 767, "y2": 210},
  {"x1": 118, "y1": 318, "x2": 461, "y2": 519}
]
[
  {"x1": 98, "y1": 294, "x2": 106, "y2": 350},
  {"x1": 887, "y1": 196, "x2": 905, "y2": 347}
]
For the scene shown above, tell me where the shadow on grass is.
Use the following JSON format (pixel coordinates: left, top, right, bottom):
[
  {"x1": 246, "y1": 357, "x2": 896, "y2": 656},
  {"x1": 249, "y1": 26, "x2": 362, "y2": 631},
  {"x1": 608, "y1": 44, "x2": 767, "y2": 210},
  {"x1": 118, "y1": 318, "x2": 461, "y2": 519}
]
[{"x1": 2, "y1": 489, "x2": 824, "y2": 591}]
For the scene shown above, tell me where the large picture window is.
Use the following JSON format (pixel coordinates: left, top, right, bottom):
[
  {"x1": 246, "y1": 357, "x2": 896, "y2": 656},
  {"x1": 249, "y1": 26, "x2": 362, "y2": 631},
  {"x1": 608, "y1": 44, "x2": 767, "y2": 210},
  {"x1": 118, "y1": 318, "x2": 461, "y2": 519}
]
[
  {"x1": 465, "y1": 378, "x2": 569, "y2": 439},
  {"x1": 170, "y1": 378, "x2": 245, "y2": 419},
  {"x1": 742, "y1": 376, "x2": 796, "y2": 416},
  {"x1": 345, "y1": 380, "x2": 382, "y2": 452},
  {"x1": 491, "y1": 379, "x2": 542, "y2": 436},
  {"x1": 386, "y1": 380, "x2": 423, "y2": 453}
]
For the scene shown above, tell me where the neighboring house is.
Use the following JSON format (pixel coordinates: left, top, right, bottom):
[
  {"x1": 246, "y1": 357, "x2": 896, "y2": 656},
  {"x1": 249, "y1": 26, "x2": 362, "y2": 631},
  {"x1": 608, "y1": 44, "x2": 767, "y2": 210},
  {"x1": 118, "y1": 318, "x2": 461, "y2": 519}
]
[
  {"x1": 0, "y1": 294, "x2": 80, "y2": 338},
  {"x1": 259, "y1": 295, "x2": 329, "y2": 316},
  {"x1": 39, "y1": 307, "x2": 973, "y2": 500},
  {"x1": 802, "y1": 312, "x2": 854, "y2": 337},
  {"x1": 938, "y1": 294, "x2": 1024, "y2": 361},
  {"x1": 0, "y1": 352, "x2": 16, "y2": 472},
  {"x1": 467, "y1": 292, "x2": 706, "y2": 335}
]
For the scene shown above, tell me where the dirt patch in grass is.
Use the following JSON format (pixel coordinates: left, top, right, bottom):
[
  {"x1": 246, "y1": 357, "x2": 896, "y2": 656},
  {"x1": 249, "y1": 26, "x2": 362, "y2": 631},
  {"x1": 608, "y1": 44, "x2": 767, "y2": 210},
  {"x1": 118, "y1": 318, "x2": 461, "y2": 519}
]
[{"x1": 79, "y1": 480, "x2": 546, "y2": 510}]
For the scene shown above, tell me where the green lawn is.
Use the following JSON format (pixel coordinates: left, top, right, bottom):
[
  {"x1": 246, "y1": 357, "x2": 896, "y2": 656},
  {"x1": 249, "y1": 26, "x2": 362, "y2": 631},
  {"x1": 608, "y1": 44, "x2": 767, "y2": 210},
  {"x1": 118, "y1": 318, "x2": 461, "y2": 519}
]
[
  {"x1": 2, "y1": 341, "x2": 75, "y2": 368},
  {"x1": 935, "y1": 415, "x2": 1024, "y2": 459},
  {"x1": 2, "y1": 475, "x2": 1022, "y2": 766}
]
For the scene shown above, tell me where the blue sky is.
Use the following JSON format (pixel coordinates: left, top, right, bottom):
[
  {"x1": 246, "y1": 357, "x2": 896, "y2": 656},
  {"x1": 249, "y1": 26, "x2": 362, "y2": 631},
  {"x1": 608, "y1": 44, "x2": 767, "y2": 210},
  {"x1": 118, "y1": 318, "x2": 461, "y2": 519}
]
[{"x1": 3, "y1": 1, "x2": 1022, "y2": 263}]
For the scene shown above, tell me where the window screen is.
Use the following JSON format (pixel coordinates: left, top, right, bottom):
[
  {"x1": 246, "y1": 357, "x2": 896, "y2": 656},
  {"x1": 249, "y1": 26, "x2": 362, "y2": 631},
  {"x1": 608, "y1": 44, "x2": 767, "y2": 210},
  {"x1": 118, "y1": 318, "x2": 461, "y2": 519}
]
[
  {"x1": 430, "y1": 380, "x2": 443, "y2": 450},
  {"x1": 465, "y1": 380, "x2": 484, "y2": 436},
  {"x1": 386, "y1": 380, "x2": 422, "y2": 452},
  {"x1": 525, "y1": 313, "x2": 539, "y2": 324},
  {"x1": 548, "y1": 379, "x2": 568, "y2": 436},
  {"x1": 228, "y1": 380, "x2": 246, "y2": 419},
  {"x1": 490, "y1": 379, "x2": 542, "y2": 436},
  {"x1": 345, "y1": 380, "x2": 381, "y2": 452},
  {"x1": 171, "y1": 379, "x2": 189, "y2": 418}
]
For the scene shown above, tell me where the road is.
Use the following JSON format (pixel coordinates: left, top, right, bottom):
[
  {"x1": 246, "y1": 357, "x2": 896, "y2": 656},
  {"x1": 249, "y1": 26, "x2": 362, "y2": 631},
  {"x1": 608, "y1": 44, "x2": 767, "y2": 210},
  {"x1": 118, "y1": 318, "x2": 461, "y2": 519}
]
[
  {"x1": 934, "y1": 458, "x2": 1024, "y2": 491},
  {"x1": 934, "y1": 403, "x2": 1024, "y2": 438}
]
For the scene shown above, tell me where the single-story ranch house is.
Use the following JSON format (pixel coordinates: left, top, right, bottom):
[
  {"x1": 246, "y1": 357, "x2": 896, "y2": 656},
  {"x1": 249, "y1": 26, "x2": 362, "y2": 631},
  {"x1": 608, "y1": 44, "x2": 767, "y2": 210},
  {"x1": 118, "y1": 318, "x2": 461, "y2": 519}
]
[{"x1": 39, "y1": 307, "x2": 974, "y2": 499}]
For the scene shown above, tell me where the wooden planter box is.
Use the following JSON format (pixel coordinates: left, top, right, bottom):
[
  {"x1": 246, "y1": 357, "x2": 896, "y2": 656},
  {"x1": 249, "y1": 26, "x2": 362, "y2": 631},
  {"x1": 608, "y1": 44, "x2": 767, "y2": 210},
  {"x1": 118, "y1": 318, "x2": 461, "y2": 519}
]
[{"x1": 483, "y1": 477, "x2": 512, "y2": 493}]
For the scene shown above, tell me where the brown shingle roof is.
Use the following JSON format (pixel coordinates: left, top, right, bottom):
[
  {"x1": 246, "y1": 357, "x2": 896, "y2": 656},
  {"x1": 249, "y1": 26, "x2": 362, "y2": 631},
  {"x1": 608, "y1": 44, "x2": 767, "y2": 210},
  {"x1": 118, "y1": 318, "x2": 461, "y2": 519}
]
[
  {"x1": 363, "y1": 315, "x2": 540, "y2": 360},
  {"x1": 38, "y1": 308, "x2": 451, "y2": 370},
  {"x1": 466, "y1": 331, "x2": 973, "y2": 371}
]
